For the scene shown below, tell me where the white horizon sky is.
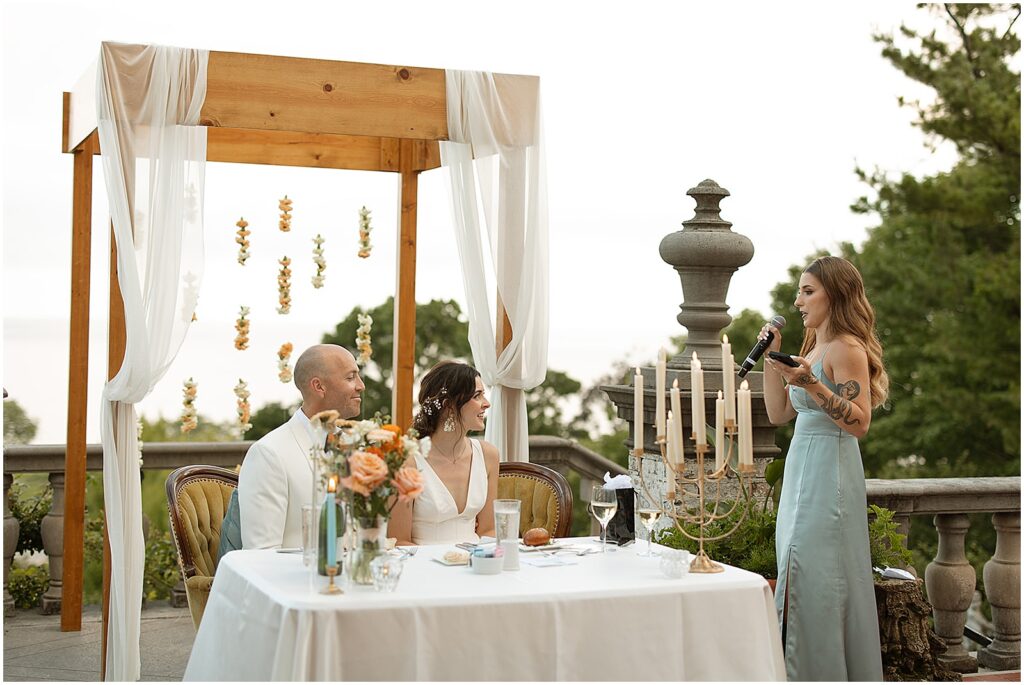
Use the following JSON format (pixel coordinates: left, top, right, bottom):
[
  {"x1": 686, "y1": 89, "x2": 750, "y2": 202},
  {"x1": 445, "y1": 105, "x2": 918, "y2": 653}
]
[{"x1": 3, "y1": 1, "x2": 960, "y2": 444}]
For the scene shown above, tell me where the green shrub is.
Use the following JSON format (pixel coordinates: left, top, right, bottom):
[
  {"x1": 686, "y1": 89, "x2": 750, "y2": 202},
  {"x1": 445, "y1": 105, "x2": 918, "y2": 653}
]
[
  {"x1": 657, "y1": 500, "x2": 778, "y2": 578},
  {"x1": 9, "y1": 481, "x2": 52, "y2": 554},
  {"x1": 144, "y1": 529, "x2": 181, "y2": 601},
  {"x1": 8, "y1": 564, "x2": 49, "y2": 610},
  {"x1": 868, "y1": 504, "x2": 914, "y2": 570}
]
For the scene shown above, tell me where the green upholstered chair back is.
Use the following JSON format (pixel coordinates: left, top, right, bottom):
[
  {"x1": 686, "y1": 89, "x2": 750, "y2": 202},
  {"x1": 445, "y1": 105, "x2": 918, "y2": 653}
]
[
  {"x1": 497, "y1": 462, "x2": 573, "y2": 538},
  {"x1": 165, "y1": 466, "x2": 237, "y2": 585}
]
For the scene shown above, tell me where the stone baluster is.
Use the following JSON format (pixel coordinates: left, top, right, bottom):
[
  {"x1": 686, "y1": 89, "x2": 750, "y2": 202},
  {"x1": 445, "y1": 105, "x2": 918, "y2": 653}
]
[
  {"x1": 925, "y1": 513, "x2": 977, "y2": 672},
  {"x1": 40, "y1": 472, "x2": 65, "y2": 614},
  {"x1": 979, "y1": 512, "x2": 1021, "y2": 670},
  {"x1": 4, "y1": 473, "x2": 19, "y2": 614}
]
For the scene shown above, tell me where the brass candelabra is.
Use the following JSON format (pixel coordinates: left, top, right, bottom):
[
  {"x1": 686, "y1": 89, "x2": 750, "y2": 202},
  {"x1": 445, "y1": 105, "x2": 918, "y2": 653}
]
[{"x1": 635, "y1": 421, "x2": 753, "y2": 573}]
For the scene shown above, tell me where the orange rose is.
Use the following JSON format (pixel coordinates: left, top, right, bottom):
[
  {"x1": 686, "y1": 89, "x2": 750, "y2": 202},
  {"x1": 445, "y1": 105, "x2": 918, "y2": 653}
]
[
  {"x1": 340, "y1": 450, "x2": 388, "y2": 497},
  {"x1": 392, "y1": 466, "x2": 424, "y2": 503}
]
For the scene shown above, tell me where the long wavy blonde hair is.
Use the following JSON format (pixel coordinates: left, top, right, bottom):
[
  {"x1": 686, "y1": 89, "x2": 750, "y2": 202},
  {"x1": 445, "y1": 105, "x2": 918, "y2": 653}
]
[{"x1": 799, "y1": 256, "x2": 889, "y2": 408}]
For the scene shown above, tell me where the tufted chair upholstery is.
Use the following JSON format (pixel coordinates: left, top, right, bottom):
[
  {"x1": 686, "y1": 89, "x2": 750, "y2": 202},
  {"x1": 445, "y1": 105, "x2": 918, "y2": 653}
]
[
  {"x1": 165, "y1": 465, "x2": 238, "y2": 629},
  {"x1": 497, "y1": 462, "x2": 573, "y2": 538}
]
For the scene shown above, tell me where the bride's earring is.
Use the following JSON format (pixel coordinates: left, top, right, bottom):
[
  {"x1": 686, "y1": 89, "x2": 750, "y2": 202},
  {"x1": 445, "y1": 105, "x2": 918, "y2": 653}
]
[{"x1": 443, "y1": 414, "x2": 455, "y2": 432}]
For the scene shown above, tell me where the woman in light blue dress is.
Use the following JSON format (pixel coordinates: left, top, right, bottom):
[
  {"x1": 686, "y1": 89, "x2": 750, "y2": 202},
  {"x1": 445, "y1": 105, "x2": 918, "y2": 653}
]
[{"x1": 762, "y1": 256, "x2": 889, "y2": 681}]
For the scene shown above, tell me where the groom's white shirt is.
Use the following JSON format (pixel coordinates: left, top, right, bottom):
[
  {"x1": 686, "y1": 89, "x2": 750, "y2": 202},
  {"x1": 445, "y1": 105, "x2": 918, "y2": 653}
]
[{"x1": 239, "y1": 409, "x2": 325, "y2": 549}]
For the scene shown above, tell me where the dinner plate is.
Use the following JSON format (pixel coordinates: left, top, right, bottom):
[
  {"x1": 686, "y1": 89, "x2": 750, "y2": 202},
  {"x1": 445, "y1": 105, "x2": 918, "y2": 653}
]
[{"x1": 518, "y1": 541, "x2": 568, "y2": 552}]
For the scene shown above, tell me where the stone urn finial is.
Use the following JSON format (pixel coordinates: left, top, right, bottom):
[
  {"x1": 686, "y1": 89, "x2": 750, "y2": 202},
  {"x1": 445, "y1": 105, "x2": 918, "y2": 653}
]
[{"x1": 659, "y1": 179, "x2": 754, "y2": 369}]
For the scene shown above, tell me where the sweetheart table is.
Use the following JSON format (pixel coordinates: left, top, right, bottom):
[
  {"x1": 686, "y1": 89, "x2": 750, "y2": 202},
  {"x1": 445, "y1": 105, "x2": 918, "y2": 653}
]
[{"x1": 184, "y1": 540, "x2": 785, "y2": 681}]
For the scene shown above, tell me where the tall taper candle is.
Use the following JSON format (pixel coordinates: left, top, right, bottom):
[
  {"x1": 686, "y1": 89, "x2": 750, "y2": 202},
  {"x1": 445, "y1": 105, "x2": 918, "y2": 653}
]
[
  {"x1": 715, "y1": 390, "x2": 726, "y2": 470},
  {"x1": 326, "y1": 477, "x2": 337, "y2": 568},
  {"x1": 690, "y1": 352, "x2": 707, "y2": 445},
  {"x1": 655, "y1": 348, "x2": 667, "y2": 437},
  {"x1": 666, "y1": 411, "x2": 676, "y2": 466},
  {"x1": 670, "y1": 379, "x2": 684, "y2": 467},
  {"x1": 738, "y1": 380, "x2": 753, "y2": 469},
  {"x1": 722, "y1": 335, "x2": 736, "y2": 423},
  {"x1": 634, "y1": 367, "x2": 644, "y2": 454}
]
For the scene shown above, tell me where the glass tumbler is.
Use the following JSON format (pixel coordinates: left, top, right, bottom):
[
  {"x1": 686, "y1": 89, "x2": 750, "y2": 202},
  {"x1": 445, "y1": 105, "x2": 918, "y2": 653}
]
[
  {"x1": 493, "y1": 499, "x2": 521, "y2": 571},
  {"x1": 301, "y1": 504, "x2": 314, "y2": 567},
  {"x1": 370, "y1": 555, "x2": 404, "y2": 592}
]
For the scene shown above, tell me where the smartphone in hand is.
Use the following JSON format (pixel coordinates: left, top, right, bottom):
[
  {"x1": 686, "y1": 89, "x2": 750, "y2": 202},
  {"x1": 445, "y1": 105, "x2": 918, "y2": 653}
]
[{"x1": 767, "y1": 351, "x2": 800, "y2": 367}]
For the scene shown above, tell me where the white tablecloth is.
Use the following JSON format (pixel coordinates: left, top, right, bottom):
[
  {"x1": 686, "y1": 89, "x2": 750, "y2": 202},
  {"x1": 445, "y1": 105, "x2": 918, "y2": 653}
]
[{"x1": 184, "y1": 541, "x2": 785, "y2": 681}]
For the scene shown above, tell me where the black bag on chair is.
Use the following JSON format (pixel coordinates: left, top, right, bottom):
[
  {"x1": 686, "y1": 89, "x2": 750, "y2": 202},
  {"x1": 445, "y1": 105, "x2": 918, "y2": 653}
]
[{"x1": 604, "y1": 487, "x2": 635, "y2": 544}]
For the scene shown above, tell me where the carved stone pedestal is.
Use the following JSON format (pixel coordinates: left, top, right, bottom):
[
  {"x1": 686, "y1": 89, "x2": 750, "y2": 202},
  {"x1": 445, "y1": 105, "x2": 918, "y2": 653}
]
[{"x1": 875, "y1": 578, "x2": 962, "y2": 682}]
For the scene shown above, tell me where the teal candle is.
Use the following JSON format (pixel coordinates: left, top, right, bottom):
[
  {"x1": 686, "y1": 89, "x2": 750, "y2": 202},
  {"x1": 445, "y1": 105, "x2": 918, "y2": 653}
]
[{"x1": 326, "y1": 486, "x2": 337, "y2": 567}]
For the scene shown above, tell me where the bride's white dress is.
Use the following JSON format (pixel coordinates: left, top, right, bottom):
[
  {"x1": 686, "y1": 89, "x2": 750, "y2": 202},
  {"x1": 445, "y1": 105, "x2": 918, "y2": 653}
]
[{"x1": 411, "y1": 438, "x2": 487, "y2": 545}]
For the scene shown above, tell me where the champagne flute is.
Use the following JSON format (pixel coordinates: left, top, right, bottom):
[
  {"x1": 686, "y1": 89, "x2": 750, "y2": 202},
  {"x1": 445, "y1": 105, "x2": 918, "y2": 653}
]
[
  {"x1": 636, "y1": 492, "x2": 663, "y2": 557},
  {"x1": 590, "y1": 485, "x2": 618, "y2": 553}
]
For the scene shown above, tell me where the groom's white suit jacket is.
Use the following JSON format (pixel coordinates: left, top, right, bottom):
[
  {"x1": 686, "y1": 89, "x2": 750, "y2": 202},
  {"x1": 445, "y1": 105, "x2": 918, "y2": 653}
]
[{"x1": 238, "y1": 410, "x2": 315, "y2": 549}]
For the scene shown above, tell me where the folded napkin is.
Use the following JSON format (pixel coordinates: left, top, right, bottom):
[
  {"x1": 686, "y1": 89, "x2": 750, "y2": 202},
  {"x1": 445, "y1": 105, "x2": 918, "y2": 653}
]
[{"x1": 603, "y1": 472, "x2": 633, "y2": 489}]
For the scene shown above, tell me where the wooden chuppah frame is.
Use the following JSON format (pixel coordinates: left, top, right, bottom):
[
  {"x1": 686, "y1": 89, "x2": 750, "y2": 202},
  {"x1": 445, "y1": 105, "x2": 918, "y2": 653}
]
[{"x1": 60, "y1": 48, "x2": 536, "y2": 658}]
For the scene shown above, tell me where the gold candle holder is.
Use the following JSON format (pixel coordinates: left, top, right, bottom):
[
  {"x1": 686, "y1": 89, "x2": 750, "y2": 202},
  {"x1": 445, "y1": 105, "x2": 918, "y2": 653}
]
[
  {"x1": 320, "y1": 564, "x2": 344, "y2": 595},
  {"x1": 634, "y1": 418, "x2": 751, "y2": 574}
]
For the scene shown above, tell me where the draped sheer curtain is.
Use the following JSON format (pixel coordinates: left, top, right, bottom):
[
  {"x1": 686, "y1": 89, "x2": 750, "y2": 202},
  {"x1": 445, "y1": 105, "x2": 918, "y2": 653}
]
[
  {"x1": 96, "y1": 42, "x2": 207, "y2": 680},
  {"x1": 440, "y1": 70, "x2": 549, "y2": 463}
]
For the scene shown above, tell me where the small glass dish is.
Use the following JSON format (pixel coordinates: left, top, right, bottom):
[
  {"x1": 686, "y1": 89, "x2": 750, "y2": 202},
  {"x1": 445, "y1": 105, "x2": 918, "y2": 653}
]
[
  {"x1": 369, "y1": 555, "x2": 404, "y2": 592},
  {"x1": 470, "y1": 554, "x2": 504, "y2": 575},
  {"x1": 659, "y1": 549, "x2": 691, "y2": 579}
]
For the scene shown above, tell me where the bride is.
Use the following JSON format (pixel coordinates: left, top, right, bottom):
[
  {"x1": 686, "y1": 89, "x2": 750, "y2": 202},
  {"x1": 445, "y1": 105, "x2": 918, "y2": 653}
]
[{"x1": 389, "y1": 360, "x2": 499, "y2": 545}]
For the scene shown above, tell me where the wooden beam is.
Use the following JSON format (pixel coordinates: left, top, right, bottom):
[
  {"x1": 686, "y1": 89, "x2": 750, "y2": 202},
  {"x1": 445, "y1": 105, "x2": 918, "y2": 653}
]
[
  {"x1": 392, "y1": 140, "x2": 419, "y2": 429},
  {"x1": 61, "y1": 135, "x2": 93, "y2": 632},
  {"x1": 202, "y1": 51, "x2": 449, "y2": 141},
  {"x1": 62, "y1": 92, "x2": 71, "y2": 154}
]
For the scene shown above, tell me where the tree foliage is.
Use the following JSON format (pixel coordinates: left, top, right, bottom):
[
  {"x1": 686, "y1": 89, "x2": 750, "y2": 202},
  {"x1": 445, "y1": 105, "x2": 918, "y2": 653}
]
[
  {"x1": 4, "y1": 399, "x2": 38, "y2": 445},
  {"x1": 139, "y1": 413, "x2": 238, "y2": 443},
  {"x1": 771, "y1": 5, "x2": 1020, "y2": 478}
]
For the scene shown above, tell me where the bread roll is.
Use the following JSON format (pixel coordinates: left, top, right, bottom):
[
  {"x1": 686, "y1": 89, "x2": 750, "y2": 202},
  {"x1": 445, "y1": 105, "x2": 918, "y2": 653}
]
[{"x1": 523, "y1": 527, "x2": 551, "y2": 547}]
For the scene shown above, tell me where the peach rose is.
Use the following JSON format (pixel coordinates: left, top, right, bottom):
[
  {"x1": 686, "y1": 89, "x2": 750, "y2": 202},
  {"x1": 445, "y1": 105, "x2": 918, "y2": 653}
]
[
  {"x1": 340, "y1": 450, "x2": 388, "y2": 497},
  {"x1": 392, "y1": 466, "x2": 424, "y2": 503}
]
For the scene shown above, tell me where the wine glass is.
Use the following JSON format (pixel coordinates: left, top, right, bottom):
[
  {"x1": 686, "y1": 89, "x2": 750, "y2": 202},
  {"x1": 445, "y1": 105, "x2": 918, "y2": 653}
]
[
  {"x1": 590, "y1": 485, "x2": 618, "y2": 553},
  {"x1": 636, "y1": 492, "x2": 663, "y2": 557}
]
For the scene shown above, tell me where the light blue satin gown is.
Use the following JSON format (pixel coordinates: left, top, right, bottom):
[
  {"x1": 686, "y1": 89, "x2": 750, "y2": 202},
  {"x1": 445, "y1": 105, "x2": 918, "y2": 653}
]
[{"x1": 774, "y1": 359, "x2": 882, "y2": 681}]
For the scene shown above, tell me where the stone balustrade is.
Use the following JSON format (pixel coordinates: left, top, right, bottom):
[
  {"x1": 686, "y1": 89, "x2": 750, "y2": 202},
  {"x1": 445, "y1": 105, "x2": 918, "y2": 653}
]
[
  {"x1": 3, "y1": 438, "x2": 627, "y2": 613},
  {"x1": 866, "y1": 477, "x2": 1021, "y2": 672}
]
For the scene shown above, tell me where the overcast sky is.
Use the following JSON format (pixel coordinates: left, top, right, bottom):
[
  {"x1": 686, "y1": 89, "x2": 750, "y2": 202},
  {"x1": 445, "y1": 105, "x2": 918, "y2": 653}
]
[{"x1": 2, "y1": 1, "x2": 960, "y2": 443}]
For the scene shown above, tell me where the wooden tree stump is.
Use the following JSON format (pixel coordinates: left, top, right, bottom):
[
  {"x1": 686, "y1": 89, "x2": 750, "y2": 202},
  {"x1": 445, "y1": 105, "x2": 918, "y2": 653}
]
[{"x1": 875, "y1": 578, "x2": 962, "y2": 681}]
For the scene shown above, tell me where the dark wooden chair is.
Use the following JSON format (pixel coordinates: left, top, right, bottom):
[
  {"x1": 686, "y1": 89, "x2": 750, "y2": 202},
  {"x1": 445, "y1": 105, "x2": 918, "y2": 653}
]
[
  {"x1": 497, "y1": 462, "x2": 573, "y2": 538},
  {"x1": 165, "y1": 465, "x2": 238, "y2": 629}
]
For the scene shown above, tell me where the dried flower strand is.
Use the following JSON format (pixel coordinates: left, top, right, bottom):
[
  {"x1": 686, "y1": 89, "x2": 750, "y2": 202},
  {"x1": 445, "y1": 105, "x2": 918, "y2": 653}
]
[
  {"x1": 181, "y1": 271, "x2": 200, "y2": 324},
  {"x1": 357, "y1": 206, "x2": 373, "y2": 258},
  {"x1": 356, "y1": 313, "x2": 373, "y2": 366},
  {"x1": 234, "y1": 378, "x2": 252, "y2": 436},
  {"x1": 236, "y1": 217, "x2": 251, "y2": 265},
  {"x1": 278, "y1": 342, "x2": 294, "y2": 383},
  {"x1": 277, "y1": 256, "x2": 292, "y2": 314},
  {"x1": 279, "y1": 196, "x2": 293, "y2": 232},
  {"x1": 180, "y1": 378, "x2": 198, "y2": 433},
  {"x1": 234, "y1": 306, "x2": 251, "y2": 350},
  {"x1": 311, "y1": 234, "x2": 326, "y2": 288}
]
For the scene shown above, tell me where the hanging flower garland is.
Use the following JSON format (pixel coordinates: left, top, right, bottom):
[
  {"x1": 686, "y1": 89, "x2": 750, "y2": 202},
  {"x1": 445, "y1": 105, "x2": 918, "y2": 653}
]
[
  {"x1": 279, "y1": 196, "x2": 293, "y2": 232},
  {"x1": 356, "y1": 313, "x2": 373, "y2": 366},
  {"x1": 137, "y1": 415, "x2": 145, "y2": 468},
  {"x1": 311, "y1": 234, "x2": 326, "y2": 288},
  {"x1": 358, "y1": 206, "x2": 373, "y2": 258},
  {"x1": 277, "y1": 256, "x2": 292, "y2": 314},
  {"x1": 236, "y1": 217, "x2": 251, "y2": 265},
  {"x1": 278, "y1": 343, "x2": 294, "y2": 383},
  {"x1": 234, "y1": 306, "x2": 251, "y2": 350},
  {"x1": 234, "y1": 378, "x2": 252, "y2": 436},
  {"x1": 180, "y1": 378, "x2": 198, "y2": 433}
]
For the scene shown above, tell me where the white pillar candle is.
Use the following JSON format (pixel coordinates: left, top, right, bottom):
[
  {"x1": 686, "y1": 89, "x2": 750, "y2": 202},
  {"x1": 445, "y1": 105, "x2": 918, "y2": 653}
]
[
  {"x1": 738, "y1": 380, "x2": 752, "y2": 469},
  {"x1": 666, "y1": 411, "x2": 676, "y2": 466},
  {"x1": 690, "y1": 352, "x2": 706, "y2": 445},
  {"x1": 634, "y1": 367, "x2": 644, "y2": 454},
  {"x1": 715, "y1": 391, "x2": 726, "y2": 470},
  {"x1": 670, "y1": 378, "x2": 685, "y2": 467},
  {"x1": 655, "y1": 348, "x2": 667, "y2": 438},
  {"x1": 722, "y1": 335, "x2": 736, "y2": 424}
]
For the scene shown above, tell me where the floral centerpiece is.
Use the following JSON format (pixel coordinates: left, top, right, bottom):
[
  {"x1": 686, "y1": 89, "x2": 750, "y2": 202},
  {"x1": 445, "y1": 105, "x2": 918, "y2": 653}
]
[{"x1": 310, "y1": 411, "x2": 424, "y2": 584}]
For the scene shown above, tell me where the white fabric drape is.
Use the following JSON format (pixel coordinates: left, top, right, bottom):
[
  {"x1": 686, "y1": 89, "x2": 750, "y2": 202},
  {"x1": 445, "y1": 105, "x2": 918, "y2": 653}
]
[
  {"x1": 96, "y1": 42, "x2": 207, "y2": 680},
  {"x1": 440, "y1": 70, "x2": 549, "y2": 463}
]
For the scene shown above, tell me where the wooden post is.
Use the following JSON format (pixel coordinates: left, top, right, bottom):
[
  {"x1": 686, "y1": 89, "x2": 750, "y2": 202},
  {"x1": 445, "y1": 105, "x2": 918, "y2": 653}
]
[
  {"x1": 61, "y1": 132, "x2": 94, "y2": 632},
  {"x1": 391, "y1": 140, "x2": 419, "y2": 429}
]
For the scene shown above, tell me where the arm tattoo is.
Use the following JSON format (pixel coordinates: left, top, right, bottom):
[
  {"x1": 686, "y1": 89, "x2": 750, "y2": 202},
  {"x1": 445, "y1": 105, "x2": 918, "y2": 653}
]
[
  {"x1": 814, "y1": 388, "x2": 862, "y2": 426},
  {"x1": 836, "y1": 379, "x2": 861, "y2": 401}
]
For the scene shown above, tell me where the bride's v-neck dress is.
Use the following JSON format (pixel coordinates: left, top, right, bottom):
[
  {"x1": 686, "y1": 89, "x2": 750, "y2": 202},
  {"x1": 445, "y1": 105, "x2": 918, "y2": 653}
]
[{"x1": 411, "y1": 438, "x2": 487, "y2": 545}]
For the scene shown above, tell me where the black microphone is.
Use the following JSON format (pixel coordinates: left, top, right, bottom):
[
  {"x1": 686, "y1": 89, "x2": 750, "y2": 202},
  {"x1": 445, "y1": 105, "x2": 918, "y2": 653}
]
[{"x1": 737, "y1": 315, "x2": 787, "y2": 378}]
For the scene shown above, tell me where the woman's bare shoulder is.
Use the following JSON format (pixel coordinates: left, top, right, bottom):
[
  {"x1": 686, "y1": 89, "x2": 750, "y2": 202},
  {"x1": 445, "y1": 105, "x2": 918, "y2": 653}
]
[{"x1": 478, "y1": 440, "x2": 501, "y2": 465}]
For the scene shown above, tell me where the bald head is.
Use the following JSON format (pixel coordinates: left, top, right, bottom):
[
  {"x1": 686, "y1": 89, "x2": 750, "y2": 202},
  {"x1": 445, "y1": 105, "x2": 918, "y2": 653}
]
[{"x1": 295, "y1": 344, "x2": 365, "y2": 418}]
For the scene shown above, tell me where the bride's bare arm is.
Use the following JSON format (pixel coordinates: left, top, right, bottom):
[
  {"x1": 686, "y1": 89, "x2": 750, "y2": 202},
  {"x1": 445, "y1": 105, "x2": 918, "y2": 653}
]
[{"x1": 475, "y1": 441, "x2": 500, "y2": 537}]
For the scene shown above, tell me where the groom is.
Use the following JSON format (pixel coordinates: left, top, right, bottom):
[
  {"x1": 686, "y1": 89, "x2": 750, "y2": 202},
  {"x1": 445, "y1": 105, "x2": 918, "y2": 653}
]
[{"x1": 219, "y1": 344, "x2": 365, "y2": 558}]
